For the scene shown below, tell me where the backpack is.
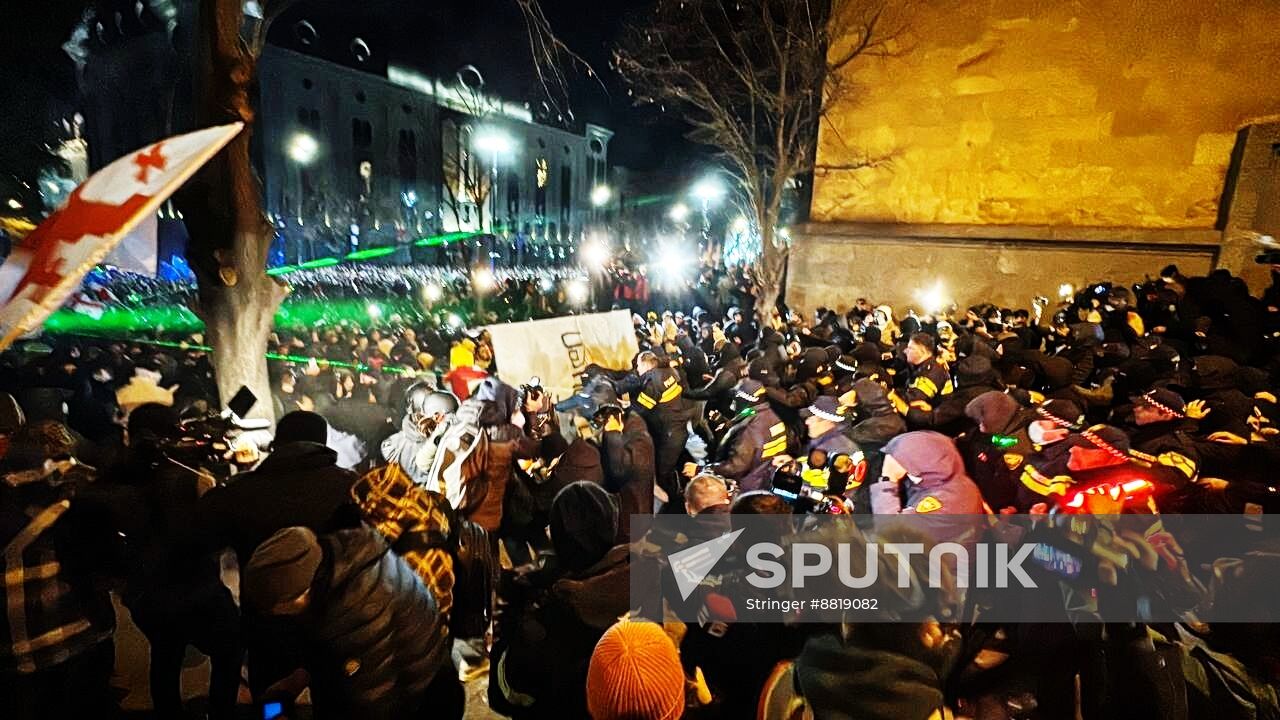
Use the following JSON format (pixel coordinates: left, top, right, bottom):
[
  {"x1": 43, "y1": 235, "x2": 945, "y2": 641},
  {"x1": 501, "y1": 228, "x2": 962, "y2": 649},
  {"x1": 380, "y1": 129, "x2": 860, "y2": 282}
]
[{"x1": 353, "y1": 463, "x2": 495, "y2": 639}]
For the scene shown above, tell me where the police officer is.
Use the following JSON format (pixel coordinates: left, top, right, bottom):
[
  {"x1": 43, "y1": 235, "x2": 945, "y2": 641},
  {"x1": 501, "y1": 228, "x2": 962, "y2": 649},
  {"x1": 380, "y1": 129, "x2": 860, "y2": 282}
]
[
  {"x1": 897, "y1": 333, "x2": 953, "y2": 416},
  {"x1": 1124, "y1": 388, "x2": 1201, "y2": 485},
  {"x1": 870, "y1": 431, "x2": 984, "y2": 546},
  {"x1": 613, "y1": 351, "x2": 695, "y2": 505},
  {"x1": 702, "y1": 379, "x2": 793, "y2": 493},
  {"x1": 785, "y1": 396, "x2": 865, "y2": 495}
]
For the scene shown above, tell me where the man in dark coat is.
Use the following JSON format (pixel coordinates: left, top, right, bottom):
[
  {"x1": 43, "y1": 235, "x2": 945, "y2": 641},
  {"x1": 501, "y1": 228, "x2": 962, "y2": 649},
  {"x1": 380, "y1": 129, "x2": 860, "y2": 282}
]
[
  {"x1": 704, "y1": 379, "x2": 792, "y2": 493},
  {"x1": 557, "y1": 377, "x2": 655, "y2": 539},
  {"x1": 490, "y1": 482, "x2": 630, "y2": 719},
  {"x1": 99, "y1": 404, "x2": 241, "y2": 720},
  {"x1": 906, "y1": 354, "x2": 1001, "y2": 436},
  {"x1": 242, "y1": 525, "x2": 459, "y2": 720},
  {"x1": 606, "y1": 351, "x2": 694, "y2": 503},
  {"x1": 198, "y1": 411, "x2": 361, "y2": 563}
]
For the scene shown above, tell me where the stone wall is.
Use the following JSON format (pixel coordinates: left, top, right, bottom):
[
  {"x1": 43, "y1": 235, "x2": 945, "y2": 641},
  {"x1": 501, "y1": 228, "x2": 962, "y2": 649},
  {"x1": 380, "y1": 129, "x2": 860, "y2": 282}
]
[
  {"x1": 814, "y1": 0, "x2": 1280, "y2": 229},
  {"x1": 786, "y1": 223, "x2": 1219, "y2": 314}
]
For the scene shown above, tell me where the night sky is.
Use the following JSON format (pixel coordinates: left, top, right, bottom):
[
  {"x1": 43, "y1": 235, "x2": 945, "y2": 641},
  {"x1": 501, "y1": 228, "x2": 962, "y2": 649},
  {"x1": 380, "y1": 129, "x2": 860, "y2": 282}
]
[{"x1": 0, "y1": 0, "x2": 703, "y2": 204}]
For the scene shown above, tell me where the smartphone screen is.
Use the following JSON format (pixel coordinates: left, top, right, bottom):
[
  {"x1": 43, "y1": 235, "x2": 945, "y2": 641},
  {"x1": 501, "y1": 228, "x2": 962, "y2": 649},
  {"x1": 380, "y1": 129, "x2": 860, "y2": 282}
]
[{"x1": 262, "y1": 702, "x2": 284, "y2": 720}]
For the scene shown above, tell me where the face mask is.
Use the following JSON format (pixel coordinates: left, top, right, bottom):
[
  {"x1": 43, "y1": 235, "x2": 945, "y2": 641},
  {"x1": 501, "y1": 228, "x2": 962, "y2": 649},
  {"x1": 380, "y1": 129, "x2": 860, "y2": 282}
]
[
  {"x1": 1028, "y1": 420, "x2": 1069, "y2": 446},
  {"x1": 93, "y1": 369, "x2": 112, "y2": 383}
]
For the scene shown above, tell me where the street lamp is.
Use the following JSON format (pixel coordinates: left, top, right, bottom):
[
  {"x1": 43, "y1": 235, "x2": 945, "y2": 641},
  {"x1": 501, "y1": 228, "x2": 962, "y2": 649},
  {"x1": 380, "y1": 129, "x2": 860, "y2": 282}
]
[
  {"x1": 690, "y1": 176, "x2": 726, "y2": 239},
  {"x1": 591, "y1": 184, "x2": 612, "y2": 208},
  {"x1": 668, "y1": 202, "x2": 689, "y2": 223},
  {"x1": 287, "y1": 132, "x2": 319, "y2": 165},
  {"x1": 474, "y1": 129, "x2": 514, "y2": 234}
]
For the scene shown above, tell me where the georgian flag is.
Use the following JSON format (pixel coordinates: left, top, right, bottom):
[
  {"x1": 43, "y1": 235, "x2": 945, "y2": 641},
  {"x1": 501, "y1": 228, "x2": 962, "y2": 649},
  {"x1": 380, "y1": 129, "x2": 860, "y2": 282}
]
[{"x1": 0, "y1": 123, "x2": 242, "y2": 350}]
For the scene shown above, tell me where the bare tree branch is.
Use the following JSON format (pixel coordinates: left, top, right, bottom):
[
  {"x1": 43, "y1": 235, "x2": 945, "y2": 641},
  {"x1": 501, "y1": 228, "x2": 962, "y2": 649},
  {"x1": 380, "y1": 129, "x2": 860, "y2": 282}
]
[
  {"x1": 616, "y1": 0, "x2": 904, "y2": 325},
  {"x1": 515, "y1": 0, "x2": 606, "y2": 124}
]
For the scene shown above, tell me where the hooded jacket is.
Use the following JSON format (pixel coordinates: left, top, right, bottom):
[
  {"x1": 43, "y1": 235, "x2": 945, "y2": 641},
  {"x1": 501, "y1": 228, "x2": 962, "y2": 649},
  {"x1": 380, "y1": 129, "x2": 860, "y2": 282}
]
[
  {"x1": 380, "y1": 416, "x2": 437, "y2": 486},
  {"x1": 462, "y1": 380, "x2": 540, "y2": 532},
  {"x1": 871, "y1": 432, "x2": 984, "y2": 546},
  {"x1": 490, "y1": 483, "x2": 630, "y2": 719},
  {"x1": 306, "y1": 527, "x2": 450, "y2": 720},
  {"x1": 959, "y1": 391, "x2": 1039, "y2": 511}
]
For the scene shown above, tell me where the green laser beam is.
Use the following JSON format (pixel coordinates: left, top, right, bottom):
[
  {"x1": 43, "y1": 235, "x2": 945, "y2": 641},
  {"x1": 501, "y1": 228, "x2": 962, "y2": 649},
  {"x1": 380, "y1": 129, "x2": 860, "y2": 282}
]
[
  {"x1": 261, "y1": 231, "x2": 483, "y2": 278},
  {"x1": 48, "y1": 334, "x2": 418, "y2": 376}
]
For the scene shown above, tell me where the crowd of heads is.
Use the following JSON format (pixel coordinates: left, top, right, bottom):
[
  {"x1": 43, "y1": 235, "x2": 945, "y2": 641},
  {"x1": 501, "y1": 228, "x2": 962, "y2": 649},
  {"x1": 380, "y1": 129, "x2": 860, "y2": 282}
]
[{"x1": 5, "y1": 257, "x2": 1280, "y2": 719}]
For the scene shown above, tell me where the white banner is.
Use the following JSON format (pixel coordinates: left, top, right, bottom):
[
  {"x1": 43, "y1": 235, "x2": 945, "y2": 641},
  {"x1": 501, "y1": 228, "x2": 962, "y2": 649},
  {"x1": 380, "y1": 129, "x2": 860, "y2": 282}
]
[{"x1": 484, "y1": 310, "x2": 640, "y2": 401}]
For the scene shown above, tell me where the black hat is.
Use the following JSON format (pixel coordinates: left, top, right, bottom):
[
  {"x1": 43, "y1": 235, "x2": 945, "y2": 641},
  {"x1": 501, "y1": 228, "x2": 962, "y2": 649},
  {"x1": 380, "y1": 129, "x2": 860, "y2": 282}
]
[
  {"x1": 747, "y1": 357, "x2": 778, "y2": 385},
  {"x1": 1069, "y1": 424, "x2": 1131, "y2": 456},
  {"x1": 1036, "y1": 399, "x2": 1084, "y2": 428},
  {"x1": 833, "y1": 354, "x2": 859, "y2": 378},
  {"x1": 242, "y1": 527, "x2": 322, "y2": 612},
  {"x1": 274, "y1": 410, "x2": 329, "y2": 447},
  {"x1": 550, "y1": 482, "x2": 618, "y2": 572}
]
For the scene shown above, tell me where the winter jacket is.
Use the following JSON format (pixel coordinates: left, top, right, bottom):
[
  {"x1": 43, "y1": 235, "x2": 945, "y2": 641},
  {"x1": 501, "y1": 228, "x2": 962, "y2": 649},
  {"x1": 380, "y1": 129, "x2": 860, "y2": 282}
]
[
  {"x1": 198, "y1": 441, "x2": 361, "y2": 563},
  {"x1": 871, "y1": 431, "x2": 985, "y2": 547},
  {"x1": 601, "y1": 413, "x2": 656, "y2": 541},
  {"x1": 0, "y1": 463, "x2": 119, "y2": 674},
  {"x1": 490, "y1": 544, "x2": 630, "y2": 719},
  {"x1": 846, "y1": 380, "x2": 907, "y2": 508},
  {"x1": 706, "y1": 404, "x2": 791, "y2": 492},
  {"x1": 458, "y1": 380, "x2": 540, "y2": 533},
  {"x1": 903, "y1": 358, "x2": 953, "y2": 411},
  {"x1": 380, "y1": 416, "x2": 441, "y2": 487},
  {"x1": 306, "y1": 527, "x2": 450, "y2": 720},
  {"x1": 684, "y1": 357, "x2": 746, "y2": 419},
  {"x1": 959, "y1": 391, "x2": 1038, "y2": 510},
  {"x1": 795, "y1": 634, "x2": 947, "y2": 720}
]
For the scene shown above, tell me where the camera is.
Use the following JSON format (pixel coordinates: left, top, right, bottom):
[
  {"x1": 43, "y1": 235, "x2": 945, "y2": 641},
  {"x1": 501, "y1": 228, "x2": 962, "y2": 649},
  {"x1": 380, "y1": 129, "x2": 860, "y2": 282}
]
[
  {"x1": 769, "y1": 464, "x2": 847, "y2": 514},
  {"x1": 156, "y1": 386, "x2": 263, "y2": 478}
]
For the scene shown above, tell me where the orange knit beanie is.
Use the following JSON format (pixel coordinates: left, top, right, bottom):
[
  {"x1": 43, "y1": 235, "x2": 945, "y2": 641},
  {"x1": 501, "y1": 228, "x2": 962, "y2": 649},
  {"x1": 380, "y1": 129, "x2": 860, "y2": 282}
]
[{"x1": 586, "y1": 620, "x2": 685, "y2": 720}]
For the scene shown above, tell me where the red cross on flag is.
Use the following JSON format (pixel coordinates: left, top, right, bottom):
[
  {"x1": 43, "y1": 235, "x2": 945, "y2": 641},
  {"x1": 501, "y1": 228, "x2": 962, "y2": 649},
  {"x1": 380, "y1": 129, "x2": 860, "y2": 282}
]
[{"x1": 0, "y1": 123, "x2": 243, "y2": 351}]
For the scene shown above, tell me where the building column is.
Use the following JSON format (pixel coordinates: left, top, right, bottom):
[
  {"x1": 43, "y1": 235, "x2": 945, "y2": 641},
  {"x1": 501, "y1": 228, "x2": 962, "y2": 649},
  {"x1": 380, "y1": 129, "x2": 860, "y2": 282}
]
[{"x1": 1217, "y1": 121, "x2": 1280, "y2": 294}]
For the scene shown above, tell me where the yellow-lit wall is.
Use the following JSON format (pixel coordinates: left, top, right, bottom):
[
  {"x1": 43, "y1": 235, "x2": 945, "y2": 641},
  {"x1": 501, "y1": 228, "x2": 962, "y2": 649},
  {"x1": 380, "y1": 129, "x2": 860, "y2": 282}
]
[{"x1": 813, "y1": 0, "x2": 1280, "y2": 228}]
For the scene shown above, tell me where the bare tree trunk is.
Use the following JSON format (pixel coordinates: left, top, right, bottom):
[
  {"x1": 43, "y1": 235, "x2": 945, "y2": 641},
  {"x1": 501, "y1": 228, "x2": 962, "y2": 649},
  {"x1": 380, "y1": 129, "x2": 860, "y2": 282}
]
[
  {"x1": 176, "y1": 0, "x2": 286, "y2": 421},
  {"x1": 754, "y1": 220, "x2": 787, "y2": 329}
]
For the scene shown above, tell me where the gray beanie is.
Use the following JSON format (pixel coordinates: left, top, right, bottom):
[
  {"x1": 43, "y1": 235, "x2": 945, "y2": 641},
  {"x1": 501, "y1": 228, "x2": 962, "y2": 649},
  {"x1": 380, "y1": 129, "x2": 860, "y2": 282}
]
[{"x1": 242, "y1": 527, "x2": 323, "y2": 612}]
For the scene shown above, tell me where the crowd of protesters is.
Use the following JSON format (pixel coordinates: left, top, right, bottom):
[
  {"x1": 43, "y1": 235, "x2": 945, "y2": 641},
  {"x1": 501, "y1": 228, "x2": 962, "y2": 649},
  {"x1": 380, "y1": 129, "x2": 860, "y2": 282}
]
[{"x1": 4, "y1": 258, "x2": 1280, "y2": 719}]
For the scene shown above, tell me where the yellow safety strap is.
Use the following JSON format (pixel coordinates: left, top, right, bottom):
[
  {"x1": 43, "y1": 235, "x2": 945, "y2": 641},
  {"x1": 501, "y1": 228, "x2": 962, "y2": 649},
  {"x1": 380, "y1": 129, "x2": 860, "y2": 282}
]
[{"x1": 1020, "y1": 465, "x2": 1072, "y2": 497}]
